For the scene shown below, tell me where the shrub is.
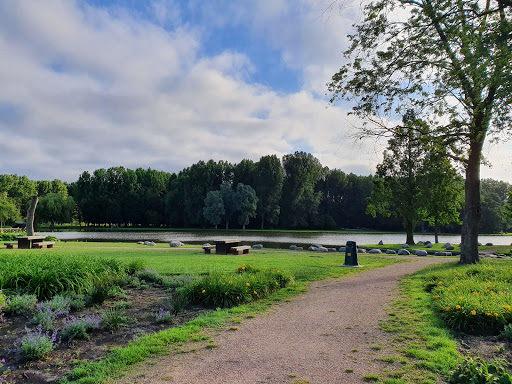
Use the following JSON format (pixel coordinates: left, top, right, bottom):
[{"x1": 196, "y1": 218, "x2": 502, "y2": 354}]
[
  {"x1": 47, "y1": 294, "x2": 71, "y2": 314},
  {"x1": 160, "y1": 275, "x2": 196, "y2": 290},
  {"x1": 100, "y1": 308, "x2": 133, "y2": 330},
  {"x1": 0, "y1": 231, "x2": 26, "y2": 241},
  {"x1": 18, "y1": 325, "x2": 57, "y2": 361},
  {"x1": 236, "y1": 264, "x2": 260, "y2": 274},
  {"x1": 86, "y1": 274, "x2": 118, "y2": 306},
  {"x1": 182, "y1": 265, "x2": 293, "y2": 309},
  {"x1": 135, "y1": 269, "x2": 164, "y2": 284},
  {"x1": 449, "y1": 357, "x2": 512, "y2": 384},
  {"x1": 61, "y1": 315, "x2": 101, "y2": 341},
  {"x1": 31, "y1": 304, "x2": 57, "y2": 330},
  {"x1": 154, "y1": 308, "x2": 172, "y2": 323},
  {"x1": 125, "y1": 259, "x2": 145, "y2": 275},
  {"x1": 44, "y1": 235, "x2": 59, "y2": 242},
  {"x1": 500, "y1": 323, "x2": 512, "y2": 341},
  {"x1": 5, "y1": 294, "x2": 37, "y2": 316}
]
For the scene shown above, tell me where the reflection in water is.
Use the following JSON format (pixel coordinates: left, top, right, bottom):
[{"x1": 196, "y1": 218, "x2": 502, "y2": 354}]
[{"x1": 38, "y1": 231, "x2": 512, "y2": 247}]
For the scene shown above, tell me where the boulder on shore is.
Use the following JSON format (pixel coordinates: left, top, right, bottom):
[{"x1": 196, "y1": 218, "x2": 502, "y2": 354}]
[
  {"x1": 169, "y1": 240, "x2": 184, "y2": 247},
  {"x1": 397, "y1": 249, "x2": 410, "y2": 255},
  {"x1": 252, "y1": 244, "x2": 263, "y2": 249}
]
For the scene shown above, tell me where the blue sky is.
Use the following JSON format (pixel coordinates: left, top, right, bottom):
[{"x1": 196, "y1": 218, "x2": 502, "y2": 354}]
[{"x1": 0, "y1": 0, "x2": 511, "y2": 183}]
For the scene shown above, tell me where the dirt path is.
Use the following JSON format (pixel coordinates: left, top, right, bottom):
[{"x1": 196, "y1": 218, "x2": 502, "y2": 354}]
[{"x1": 120, "y1": 257, "x2": 456, "y2": 384}]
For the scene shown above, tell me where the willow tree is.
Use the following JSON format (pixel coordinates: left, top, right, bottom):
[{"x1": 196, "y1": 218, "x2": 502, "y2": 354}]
[{"x1": 328, "y1": 0, "x2": 512, "y2": 263}]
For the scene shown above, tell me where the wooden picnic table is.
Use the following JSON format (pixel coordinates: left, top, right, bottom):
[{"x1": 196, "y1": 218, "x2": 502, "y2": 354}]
[
  {"x1": 214, "y1": 239, "x2": 240, "y2": 255},
  {"x1": 16, "y1": 236, "x2": 45, "y2": 249}
]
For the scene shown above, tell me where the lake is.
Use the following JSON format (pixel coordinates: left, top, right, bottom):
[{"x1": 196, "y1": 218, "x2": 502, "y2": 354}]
[{"x1": 38, "y1": 230, "x2": 512, "y2": 248}]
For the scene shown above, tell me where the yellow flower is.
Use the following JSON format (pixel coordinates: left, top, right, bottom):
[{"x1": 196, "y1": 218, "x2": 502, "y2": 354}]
[
  {"x1": 494, "y1": 313, "x2": 499, "y2": 317},
  {"x1": 473, "y1": 292, "x2": 478, "y2": 296},
  {"x1": 242, "y1": 266, "x2": 245, "y2": 270},
  {"x1": 459, "y1": 297, "x2": 463, "y2": 300},
  {"x1": 456, "y1": 305, "x2": 461, "y2": 309},
  {"x1": 275, "y1": 282, "x2": 279, "y2": 286},
  {"x1": 471, "y1": 310, "x2": 476, "y2": 315},
  {"x1": 254, "y1": 291, "x2": 257, "y2": 295},
  {"x1": 246, "y1": 282, "x2": 250, "y2": 286},
  {"x1": 438, "y1": 282, "x2": 443, "y2": 285},
  {"x1": 503, "y1": 305, "x2": 511, "y2": 310},
  {"x1": 445, "y1": 307, "x2": 451, "y2": 311},
  {"x1": 433, "y1": 296, "x2": 440, "y2": 300},
  {"x1": 486, "y1": 313, "x2": 492, "y2": 316},
  {"x1": 499, "y1": 291, "x2": 504, "y2": 295},
  {"x1": 202, "y1": 290, "x2": 206, "y2": 293},
  {"x1": 236, "y1": 296, "x2": 239, "y2": 299}
]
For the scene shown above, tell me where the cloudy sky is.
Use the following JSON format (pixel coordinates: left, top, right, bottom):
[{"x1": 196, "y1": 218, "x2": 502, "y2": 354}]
[{"x1": 1, "y1": 0, "x2": 511, "y2": 183}]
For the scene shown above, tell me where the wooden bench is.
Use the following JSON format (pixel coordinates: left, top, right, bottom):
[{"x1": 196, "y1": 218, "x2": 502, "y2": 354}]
[
  {"x1": 231, "y1": 246, "x2": 250, "y2": 255},
  {"x1": 203, "y1": 245, "x2": 216, "y2": 254},
  {"x1": 4, "y1": 242, "x2": 17, "y2": 249},
  {"x1": 31, "y1": 241, "x2": 55, "y2": 249}
]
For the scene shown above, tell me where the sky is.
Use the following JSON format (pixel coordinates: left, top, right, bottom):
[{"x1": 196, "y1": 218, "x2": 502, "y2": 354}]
[{"x1": 1, "y1": 0, "x2": 511, "y2": 183}]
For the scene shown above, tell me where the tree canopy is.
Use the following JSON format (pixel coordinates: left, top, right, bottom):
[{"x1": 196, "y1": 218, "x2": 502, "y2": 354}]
[{"x1": 328, "y1": 0, "x2": 512, "y2": 263}]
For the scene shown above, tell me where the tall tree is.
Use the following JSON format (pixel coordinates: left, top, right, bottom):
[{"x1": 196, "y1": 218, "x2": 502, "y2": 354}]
[
  {"x1": 36, "y1": 193, "x2": 75, "y2": 231},
  {"x1": 254, "y1": 155, "x2": 284, "y2": 229},
  {"x1": 280, "y1": 152, "x2": 323, "y2": 229},
  {"x1": 0, "y1": 193, "x2": 19, "y2": 228},
  {"x1": 420, "y1": 152, "x2": 464, "y2": 243},
  {"x1": 220, "y1": 182, "x2": 240, "y2": 230},
  {"x1": 366, "y1": 120, "x2": 426, "y2": 244},
  {"x1": 236, "y1": 183, "x2": 258, "y2": 230},
  {"x1": 328, "y1": 0, "x2": 512, "y2": 263},
  {"x1": 203, "y1": 190, "x2": 225, "y2": 229}
]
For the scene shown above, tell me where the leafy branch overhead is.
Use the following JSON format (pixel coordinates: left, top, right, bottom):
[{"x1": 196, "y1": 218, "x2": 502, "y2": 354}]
[{"x1": 328, "y1": 0, "x2": 512, "y2": 263}]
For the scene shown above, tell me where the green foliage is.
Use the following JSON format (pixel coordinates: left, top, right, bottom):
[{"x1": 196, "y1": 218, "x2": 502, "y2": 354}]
[
  {"x1": 425, "y1": 262, "x2": 512, "y2": 333},
  {"x1": 44, "y1": 235, "x2": 60, "y2": 242},
  {"x1": 154, "y1": 308, "x2": 172, "y2": 323},
  {"x1": 500, "y1": 323, "x2": 512, "y2": 341},
  {"x1": 5, "y1": 294, "x2": 38, "y2": 316},
  {"x1": 61, "y1": 315, "x2": 101, "y2": 341},
  {"x1": 0, "y1": 231, "x2": 26, "y2": 241},
  {"x1": 0, "y1": 289, "x2": 6, "y2": 323},
  {"x1": 449, "y1": 358, "x2": 512, "y2": 384},
  {"x1": 86, "y1": 275, "x2": 118, "y2": 306},
  {"x1": 36, "y1": 193, "x2": 75, "y2": 231},
  {"x1": 100, "y1": 307, "x2": 133, "y2": 330},
  {"x1": 30, "y1": 305, "x2": 57, "y2": 330},
  {"x1": 19, "y1": 326, "x2": 57, "y2": 361},
  {"x1": 124, "y1": 259, "x2": 145, "y2": 275},
  {"x1": 203, "y1": 190, "x2": 225, "y2": 228},
  {"x1": 0, "y1": 253, "x2": 127, "y2": 300},
  {"x1": 182, "y1": 265, "x2": 293, "y2": 309}
]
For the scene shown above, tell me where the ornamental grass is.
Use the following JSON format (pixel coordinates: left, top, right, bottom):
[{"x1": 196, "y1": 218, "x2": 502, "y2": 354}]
[
  {"x1": 0, "y1": 253, "x2": 128, "y2": 300},
  {"x1": 182, "y1": 265, "x2": 293, "y2": 308},
  {"x1": 424, "y1": 262, "x2": 512, "y2": 334}
]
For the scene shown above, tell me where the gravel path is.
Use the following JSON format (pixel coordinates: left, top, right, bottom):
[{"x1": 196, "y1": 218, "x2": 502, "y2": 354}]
[{"x1": 121, "y1": 257, "x2": 456, "y2": 384}]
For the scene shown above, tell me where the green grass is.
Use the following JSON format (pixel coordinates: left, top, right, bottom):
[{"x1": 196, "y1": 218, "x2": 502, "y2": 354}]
[
  {"x1": 1, "y1": 241, "x2": 404, "y2": 383},
  {"x1": 378, "y1": 259, "x2": 512, "y2": 384}
]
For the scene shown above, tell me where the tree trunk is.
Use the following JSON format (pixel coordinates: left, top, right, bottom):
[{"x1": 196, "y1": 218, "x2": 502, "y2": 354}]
[
  {"x1": 434, "y1": 219, "x2": 439, "y2": 244},
  {"x1": 460, "y1": 141, "x2": 483, "y2": 264},
  {"x1": 50, "y1": 221, "x2": 55, "y2": 232},
  {"x1": 242, "y1": 223, "x2": 246, "y2": 230},
  {"x1": 405, "y1": 219, "x2": 415, "y2": 245},
  {"x1": 26, "y1": 194, "x2": 38, "y2": 236},
  {"x1": 260, "y1": 213, "x2": 265, "y2": 230},
  {"x1": 225, "y1": 220, "x2": 229, "y2": 230}
]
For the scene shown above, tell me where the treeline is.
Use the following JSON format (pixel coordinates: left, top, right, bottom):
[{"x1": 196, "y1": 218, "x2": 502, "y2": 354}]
[{"x1": 1, "y1": 152, "x2": 511, "y2": 233}]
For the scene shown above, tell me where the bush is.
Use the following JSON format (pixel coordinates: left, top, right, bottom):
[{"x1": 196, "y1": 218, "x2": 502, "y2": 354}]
[
  {"x1": 44, "y1": 235, "x2": 59, "y2": 242},
  {"x1": 425, "y1": 263, "x2": 512, "y2": 333},
  {"x1": 160, "y1": 275, "x2": 196, "y2": 290},
  {"x1": 125, "y1": 259, "x2": 145, "y2": 275},
  {"x1": 449, "y1": 358, "x2": 512, "y2": 384},
  {"x1": 0, "y1": 231, "x2": 26, "y2": 241},
  {"x1": 31, "y1": 305, "x2": 57, "y2": 330},
  {"x1": 61, "y1": 315, "x2": 100, "y2": 341},
  {"x1": 182, "y1": 265, "x2": 293, "y2": 309},
  {"x1": 18, "y1": 325, "x2": 57, "y2": 361},
  {"x1": 154, "y1": 308, "x2": 172, "y2": 323},
  {"x1": 135, "y1": 269, "x2": 164, "y2": 284},
  {"x1": 500, "y1": 323, "x2": 512, "y2": 341},
  {"x1": 100, "y1": 308, "x2": 133, "y2": 330},
  {"x1": 5, "y1": 294, "x2": 37, "y2": 316}
]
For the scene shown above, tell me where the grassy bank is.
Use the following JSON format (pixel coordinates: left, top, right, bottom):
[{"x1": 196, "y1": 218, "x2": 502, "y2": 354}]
[{"x1": 378, "y1": 259, "x2": 512, "y2": 384}]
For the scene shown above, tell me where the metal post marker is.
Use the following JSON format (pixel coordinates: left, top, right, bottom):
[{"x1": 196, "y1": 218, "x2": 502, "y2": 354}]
[{"x1": 341, "y1": 240, "x2": 364, "y2": 268}]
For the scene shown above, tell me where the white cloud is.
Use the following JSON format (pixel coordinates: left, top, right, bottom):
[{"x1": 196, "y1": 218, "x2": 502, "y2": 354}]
[{"x1": 0, "y1": 0, "x2": 510, "y2": 185}]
